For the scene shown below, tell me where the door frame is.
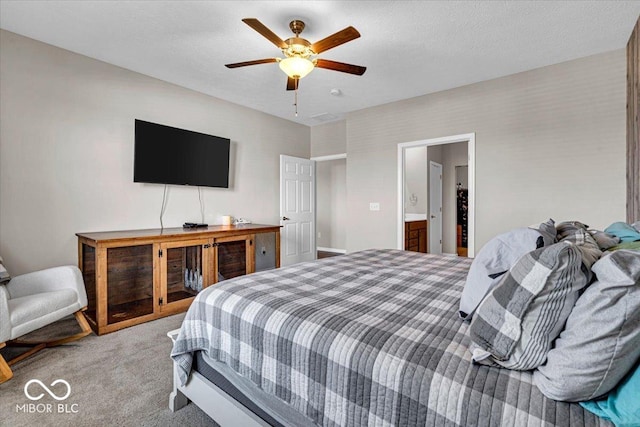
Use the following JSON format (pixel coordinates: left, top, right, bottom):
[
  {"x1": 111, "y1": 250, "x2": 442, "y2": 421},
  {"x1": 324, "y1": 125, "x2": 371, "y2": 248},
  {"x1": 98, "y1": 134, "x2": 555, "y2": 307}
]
[{"x1": 397, "y1": 133, "x2": 476, "y2": 257}]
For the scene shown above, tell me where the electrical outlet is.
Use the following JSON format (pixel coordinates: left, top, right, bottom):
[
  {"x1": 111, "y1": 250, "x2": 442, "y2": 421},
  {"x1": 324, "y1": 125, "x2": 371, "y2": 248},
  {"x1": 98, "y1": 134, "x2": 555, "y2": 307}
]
[
  {"x1": 318, "y1": 232, "x2": 322, "y2": 239},
  {"x1": 369, "y1": 202, "x2": 380, "y2": 211}
]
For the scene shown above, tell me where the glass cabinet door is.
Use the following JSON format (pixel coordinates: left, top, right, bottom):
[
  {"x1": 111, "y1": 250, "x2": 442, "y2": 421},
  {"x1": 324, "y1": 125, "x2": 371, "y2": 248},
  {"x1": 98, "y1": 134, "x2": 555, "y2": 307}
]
[
  {"x1": 106, "y1": 244, "x2": 154, "y2": 324},
  {"x1": 216, "y1": 236, "x2": 252, "y2": 282},
  {"x1": 161, "y1": 239, "x2": 212, "y2": 308}
]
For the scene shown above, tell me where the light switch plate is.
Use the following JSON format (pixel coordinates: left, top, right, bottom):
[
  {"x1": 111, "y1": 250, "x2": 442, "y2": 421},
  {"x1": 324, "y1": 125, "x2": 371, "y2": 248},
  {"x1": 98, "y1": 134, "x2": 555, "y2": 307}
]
[{"x1": 369, "y1": 202, "x2": 380, "y2": 211}]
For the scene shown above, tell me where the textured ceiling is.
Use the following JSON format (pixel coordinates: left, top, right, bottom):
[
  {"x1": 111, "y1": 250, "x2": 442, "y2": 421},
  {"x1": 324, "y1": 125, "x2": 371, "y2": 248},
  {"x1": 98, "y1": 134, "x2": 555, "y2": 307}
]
[{"x1": 1, "y1": 1, "x2": 639, "y2": 126}]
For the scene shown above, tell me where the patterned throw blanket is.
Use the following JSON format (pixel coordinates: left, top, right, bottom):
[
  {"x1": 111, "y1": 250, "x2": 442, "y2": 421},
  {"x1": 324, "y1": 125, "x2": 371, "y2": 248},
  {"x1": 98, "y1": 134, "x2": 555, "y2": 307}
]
[{"x1": 171, "y1": 249, "x2": 609, "y2": 427}]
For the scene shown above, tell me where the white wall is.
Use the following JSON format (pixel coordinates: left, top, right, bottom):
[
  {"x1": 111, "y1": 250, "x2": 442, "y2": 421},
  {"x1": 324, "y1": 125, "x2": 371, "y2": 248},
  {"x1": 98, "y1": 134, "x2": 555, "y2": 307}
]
[
  {"x1": 404, "y1": 146, "x2": 427, "y2": 214},
  {"x1": 346, "y1": 49, "x2": 626, "y2": 253},
  {"x1": 316, "y1": 159, "x2": 346, "y2": 250},
  {"x1": 0, "y1": 30, "x2": 310, "y2": 274},
  {"x1": 310, "y1": 120, "x2": 346, "y2": 157},
  {"x1": 456, "y1": 166, "x2": 469, "y2": 189}
]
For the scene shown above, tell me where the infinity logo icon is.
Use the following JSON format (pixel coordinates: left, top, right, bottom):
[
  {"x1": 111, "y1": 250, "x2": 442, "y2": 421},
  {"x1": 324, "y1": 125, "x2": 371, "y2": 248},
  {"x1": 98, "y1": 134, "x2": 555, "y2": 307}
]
[{"x1": 24, "y1": 379, "x2": 71, "y2": 401}]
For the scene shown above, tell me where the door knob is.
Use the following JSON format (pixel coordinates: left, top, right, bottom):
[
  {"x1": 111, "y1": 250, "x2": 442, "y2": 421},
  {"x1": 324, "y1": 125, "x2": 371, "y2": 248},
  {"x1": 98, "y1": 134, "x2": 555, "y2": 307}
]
[
  {"x1": 430, "y1": 215, "x2": 436, "y2": 219},
  {"x1": 282, "y1": 216, "x2": 290, "y2": 221}
]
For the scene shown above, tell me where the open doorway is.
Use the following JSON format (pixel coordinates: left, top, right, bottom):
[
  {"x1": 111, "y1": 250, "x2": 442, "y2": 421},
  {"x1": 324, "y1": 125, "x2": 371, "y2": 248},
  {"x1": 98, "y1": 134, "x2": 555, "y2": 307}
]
[
  {"x1": 312, "y1": 153, "x2": 347, "y2": 259},
  {"x1": 397, "y1": 134, "x2": 475, "y2": 258}
]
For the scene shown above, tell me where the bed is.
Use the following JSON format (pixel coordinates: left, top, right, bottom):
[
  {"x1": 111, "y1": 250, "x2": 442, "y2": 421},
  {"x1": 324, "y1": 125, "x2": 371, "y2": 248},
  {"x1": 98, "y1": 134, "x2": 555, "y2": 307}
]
[{"x1": 170, "y1": 249, "x2": 610, "y2": 426}]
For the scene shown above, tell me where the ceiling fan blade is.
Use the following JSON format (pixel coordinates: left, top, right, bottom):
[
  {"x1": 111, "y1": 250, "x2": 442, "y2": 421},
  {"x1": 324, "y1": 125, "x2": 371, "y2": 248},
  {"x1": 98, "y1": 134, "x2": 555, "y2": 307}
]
[
  {"x1": 225, "y1": 58, "x2": 278, "y2": 68},
  {"x1": 286, "y1": 77, "x2": 299, "y2": 91},
  {"x1": 315, "y1": 59, "x2": 366, "y2": 75},
  {"x1": 311, "y1": 26, "x2": 360, "y2": 54},
  {"x1": 242, "y1": 18, "x2": 287, "y2": 49}
]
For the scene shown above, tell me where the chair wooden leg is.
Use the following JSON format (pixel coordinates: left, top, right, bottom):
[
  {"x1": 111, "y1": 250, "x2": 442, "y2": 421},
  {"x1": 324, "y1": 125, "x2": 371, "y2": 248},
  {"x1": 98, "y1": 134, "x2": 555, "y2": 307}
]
[
  {"x1": 6, "y1": 343, "x2": 46, "y2": 365},
  {"x1": 10, "y1": 309, "x2": 92, "y2": 348},
  {"x1": 0, "y1": 343, "x2": 14, "y2": 384},
  {"x1": 1, "y1": 309, "x2": 93, "y2": 383},
  {"x1": 46, "y1": 310, "x2": 92, "y2": 347}
]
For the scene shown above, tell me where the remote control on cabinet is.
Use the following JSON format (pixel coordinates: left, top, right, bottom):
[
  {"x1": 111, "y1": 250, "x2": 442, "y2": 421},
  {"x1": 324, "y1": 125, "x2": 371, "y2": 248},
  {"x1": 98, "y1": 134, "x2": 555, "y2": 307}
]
[{"x1": 183, "y1": 222, "x2": 208, "y2": 229}]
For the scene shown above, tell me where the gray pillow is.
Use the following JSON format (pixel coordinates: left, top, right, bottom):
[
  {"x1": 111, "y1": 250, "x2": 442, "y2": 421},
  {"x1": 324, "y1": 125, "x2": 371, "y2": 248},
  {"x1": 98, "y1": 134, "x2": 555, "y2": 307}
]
[
  {"x1": 459, "y1": 219, "x2": 556, "y2": 320},
  {"x1": 0, "y1": 256, "x2": 10, "y2": 284},
  {"x1": 556, "y1": 221, "x2": 602, "y2": 270},
  {"x1": 469, "y1": 241, "x2": 590, "y2": 370},
  {"x1": 534, "y1": 250, "x2": 640, "y2": 401},
  {"x1": 555, "y1": 220, "x2": 589, "y2": 236},
  {"x1": 532, "y1": 218, "x2": 558, "y2": 246}
]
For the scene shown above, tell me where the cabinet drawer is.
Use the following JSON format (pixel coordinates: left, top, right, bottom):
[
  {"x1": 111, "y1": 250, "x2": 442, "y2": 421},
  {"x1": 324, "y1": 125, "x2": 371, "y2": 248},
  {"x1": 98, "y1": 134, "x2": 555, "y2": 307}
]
[
  {"x1": 408, "y1": 230, "x2": 419, "y2": 239},
  {"x1": 408, "y1": 220, "x2": 427, "y2": 231}
]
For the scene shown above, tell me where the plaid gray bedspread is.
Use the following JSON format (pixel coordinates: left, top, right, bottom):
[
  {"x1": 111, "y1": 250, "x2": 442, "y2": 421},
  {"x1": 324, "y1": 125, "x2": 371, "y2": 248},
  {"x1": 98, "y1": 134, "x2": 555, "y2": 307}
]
[{"x1": 171, "y1": 249, "x2": 610, "y2": 427}]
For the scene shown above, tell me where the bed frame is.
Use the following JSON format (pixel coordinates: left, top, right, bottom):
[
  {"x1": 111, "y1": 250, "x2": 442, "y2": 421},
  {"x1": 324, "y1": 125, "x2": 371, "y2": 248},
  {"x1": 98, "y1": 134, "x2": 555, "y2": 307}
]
[{"x1": 168, "y1": 330, "x2": 267, "y2": 427}]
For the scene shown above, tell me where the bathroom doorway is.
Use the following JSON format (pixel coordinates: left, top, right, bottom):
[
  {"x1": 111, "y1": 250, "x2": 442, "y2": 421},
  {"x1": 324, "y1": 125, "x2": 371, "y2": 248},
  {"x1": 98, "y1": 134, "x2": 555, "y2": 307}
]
[{"x1": 397, "y1": 134, "x2": 475, "y2": 257}]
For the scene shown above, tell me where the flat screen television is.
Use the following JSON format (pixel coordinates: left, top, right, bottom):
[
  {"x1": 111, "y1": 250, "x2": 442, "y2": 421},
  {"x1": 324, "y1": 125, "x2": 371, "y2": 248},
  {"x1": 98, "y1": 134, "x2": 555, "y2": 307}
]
[{"x1": 134, "y1": 119, "x2": 230, "y2": 188}]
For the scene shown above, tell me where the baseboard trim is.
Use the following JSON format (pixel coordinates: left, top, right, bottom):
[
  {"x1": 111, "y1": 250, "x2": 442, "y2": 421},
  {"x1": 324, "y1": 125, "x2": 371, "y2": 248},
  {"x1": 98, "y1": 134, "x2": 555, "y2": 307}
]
[{"x1": 317, "y1": 247, "x2": 347, "y2": 254}]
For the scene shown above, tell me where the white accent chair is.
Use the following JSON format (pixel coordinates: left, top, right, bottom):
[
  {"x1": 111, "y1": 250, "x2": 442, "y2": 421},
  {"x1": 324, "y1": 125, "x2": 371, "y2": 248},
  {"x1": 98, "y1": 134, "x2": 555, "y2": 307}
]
[{"x1": 0, "y1": 265, "x2": 91, "y2": 383}]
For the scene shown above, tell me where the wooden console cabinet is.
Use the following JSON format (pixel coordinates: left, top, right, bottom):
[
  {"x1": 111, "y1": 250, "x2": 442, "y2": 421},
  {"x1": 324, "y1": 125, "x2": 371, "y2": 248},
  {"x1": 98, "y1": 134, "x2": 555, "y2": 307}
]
[
  {"x1": 404, "y1": 220, "x2": 427, "y2": 253},
  {"x1": 77, "y1": 224, "x2": 280, "y2": 335}
]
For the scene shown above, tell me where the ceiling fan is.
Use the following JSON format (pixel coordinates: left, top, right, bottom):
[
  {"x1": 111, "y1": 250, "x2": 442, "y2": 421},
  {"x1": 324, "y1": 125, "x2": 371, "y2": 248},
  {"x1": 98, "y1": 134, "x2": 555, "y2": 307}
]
[{"x1": 225, "y1": 18, "x2": 367, "y2": 91}]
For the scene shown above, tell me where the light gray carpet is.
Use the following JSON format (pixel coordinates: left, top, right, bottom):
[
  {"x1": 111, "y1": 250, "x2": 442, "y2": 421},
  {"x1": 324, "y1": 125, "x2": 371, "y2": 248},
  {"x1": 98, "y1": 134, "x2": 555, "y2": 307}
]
[{"x1": 0, "y1": 314, "x2": 216, "y2": 427}]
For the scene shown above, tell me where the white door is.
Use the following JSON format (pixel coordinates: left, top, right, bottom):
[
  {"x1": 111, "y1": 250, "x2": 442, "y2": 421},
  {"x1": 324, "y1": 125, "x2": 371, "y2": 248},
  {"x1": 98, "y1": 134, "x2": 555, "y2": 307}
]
[
  {"x1": 429, "y1": 161, "x2": 443, "y2": 254},
  {"x1": 280, "y1": 155, "x2": 316, "y2": 266}
]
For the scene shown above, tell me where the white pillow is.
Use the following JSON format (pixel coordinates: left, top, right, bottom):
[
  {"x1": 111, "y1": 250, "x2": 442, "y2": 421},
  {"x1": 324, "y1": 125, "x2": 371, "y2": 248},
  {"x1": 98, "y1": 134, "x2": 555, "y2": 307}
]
[
  {"x1": 0, "y1": 256, "x2": 10, "y2": 284},
  {"x1": 459, "y1": 219, "x2": 556, "y2": 320}
]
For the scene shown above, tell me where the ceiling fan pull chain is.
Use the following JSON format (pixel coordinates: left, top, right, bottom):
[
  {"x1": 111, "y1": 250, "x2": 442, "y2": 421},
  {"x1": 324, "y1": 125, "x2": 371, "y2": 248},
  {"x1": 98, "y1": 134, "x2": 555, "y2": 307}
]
[{"x1": 294, "y1": 85, "x2": 298, "y2": 117}]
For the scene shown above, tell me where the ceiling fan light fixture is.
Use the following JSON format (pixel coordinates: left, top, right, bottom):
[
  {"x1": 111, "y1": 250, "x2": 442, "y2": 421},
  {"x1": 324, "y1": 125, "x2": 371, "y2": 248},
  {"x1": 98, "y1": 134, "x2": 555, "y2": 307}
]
[
  {"x1": 279, "y1": 56, "x2": 314, "y2": 79},
  {"x1": 227, "y1": 17, "x2": 365, "y2": 117}
]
